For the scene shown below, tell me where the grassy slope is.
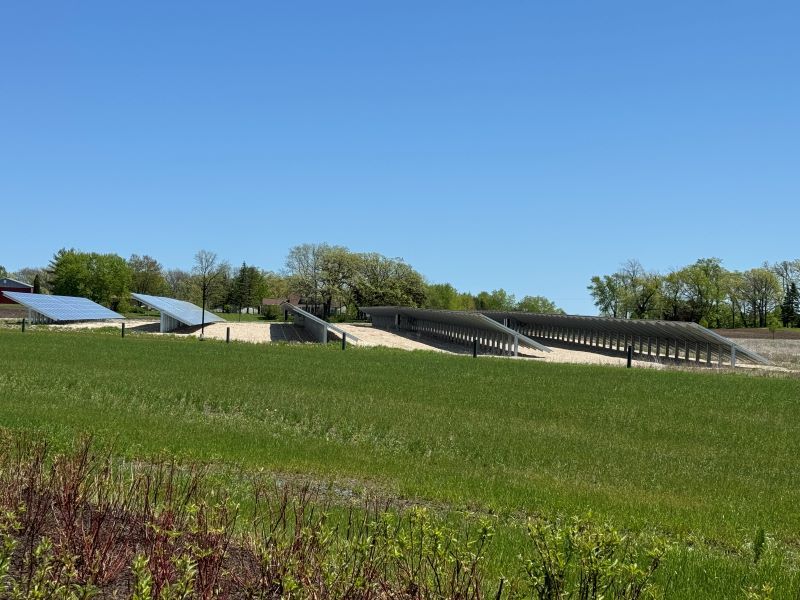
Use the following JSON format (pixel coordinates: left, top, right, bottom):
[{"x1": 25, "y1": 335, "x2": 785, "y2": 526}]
[{"x1": 1, "y1": 327, "x2": 800, "y2": 595}]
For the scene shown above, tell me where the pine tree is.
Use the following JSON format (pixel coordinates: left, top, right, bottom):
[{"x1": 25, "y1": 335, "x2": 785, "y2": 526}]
[
  {"x1": 781, "y1": 282, "x2": 799, "y2": 327},
  {"x1": 33, "y1": 274, "x2": 41, "y2": 294}
]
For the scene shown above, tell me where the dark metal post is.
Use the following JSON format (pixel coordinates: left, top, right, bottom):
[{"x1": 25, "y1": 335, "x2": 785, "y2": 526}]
[
  {"x1": 22, "y1": 318, "x2": 26, "y2": 332},
  {"x1": 121, "y1": 322, "x2": 125, "y2": 338},
  {"x1": 473, "y1": 338, "x2": 478, "y2": 358},
  {"x1": 226, "y1": 327, "x2": 230, "y2": 343},
  {"x1": 626, "y1": 345, "x2": 633, "y2": 368},
  {"x1": 341, "y1": 332, "x2": 347, "y2": 350},
  {"x1": 284, "y1": 310, "x2": 288, "y2": 322}
]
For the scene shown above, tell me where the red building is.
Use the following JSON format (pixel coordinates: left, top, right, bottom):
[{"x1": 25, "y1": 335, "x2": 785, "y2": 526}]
[{"x1": 0, "y1": 278, "x2": 34, "y2": 303}]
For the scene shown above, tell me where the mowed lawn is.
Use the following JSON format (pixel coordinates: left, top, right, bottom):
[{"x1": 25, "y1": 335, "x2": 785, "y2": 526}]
[{"x1": 1, "y1": 327, "x2": 800, "y2": 552}]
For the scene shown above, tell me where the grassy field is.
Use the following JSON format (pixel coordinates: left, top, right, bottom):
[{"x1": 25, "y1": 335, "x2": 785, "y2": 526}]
[{"x1": 1, "y1": 327, "x2": 800, "y2": 597}]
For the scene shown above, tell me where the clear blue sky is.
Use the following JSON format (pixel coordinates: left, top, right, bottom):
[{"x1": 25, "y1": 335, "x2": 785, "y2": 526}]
[{"x1": 1, "y1": 2, "x2": 798, "y2": 314}]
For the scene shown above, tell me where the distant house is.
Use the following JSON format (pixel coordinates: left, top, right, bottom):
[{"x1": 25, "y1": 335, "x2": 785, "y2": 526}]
[{"x1": 0, "y1": 278, "x2": 33, "y2": 304}]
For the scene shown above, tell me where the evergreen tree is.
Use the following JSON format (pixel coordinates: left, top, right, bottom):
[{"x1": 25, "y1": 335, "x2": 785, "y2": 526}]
[
  {"x1": 33, "y1": 274, "x2": 41, "y2": 294},
  {"x1": 782, "y1": 282, "x2": 799, "y2": 327}
]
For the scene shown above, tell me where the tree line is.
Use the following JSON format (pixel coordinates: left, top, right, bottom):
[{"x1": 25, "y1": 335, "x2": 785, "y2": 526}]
[
  {"x1": 2, "y1": 244, "x2": 564, "y2": 318},
  {"x1": 589, "y1": 258, "x2": 800, "y2": 328}
]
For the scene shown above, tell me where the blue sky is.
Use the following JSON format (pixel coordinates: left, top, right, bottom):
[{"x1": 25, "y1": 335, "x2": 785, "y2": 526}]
[{"x1": 1, "y1": 2, "x2": 798, "y2": 314}]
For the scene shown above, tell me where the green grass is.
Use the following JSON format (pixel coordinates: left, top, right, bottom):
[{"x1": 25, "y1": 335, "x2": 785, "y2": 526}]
[{"x1": 1, "y1": 327, "x2": 800, "y2": 597}]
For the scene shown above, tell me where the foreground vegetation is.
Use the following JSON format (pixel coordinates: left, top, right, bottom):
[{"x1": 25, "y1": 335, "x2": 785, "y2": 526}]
[
  {"x1": 1, "y1": 328, "x2": 800, "y2": 597},
  {"x1": 0, "y1": 436, "x2": 667, "y2": 599}
]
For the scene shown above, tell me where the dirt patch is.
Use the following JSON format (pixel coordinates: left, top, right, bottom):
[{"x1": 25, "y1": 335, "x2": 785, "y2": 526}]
[{"x1": 57, "y1": 319, "x2": 316, "y2": 344}]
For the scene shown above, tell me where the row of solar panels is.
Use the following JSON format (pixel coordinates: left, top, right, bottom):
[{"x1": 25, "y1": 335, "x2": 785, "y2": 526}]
[
  {"x1": 358, "y1": 306, "x2": 772, "y2": 365},
  {"x1": 1, "y1": 291, "x2": 223, "y2": 329}
]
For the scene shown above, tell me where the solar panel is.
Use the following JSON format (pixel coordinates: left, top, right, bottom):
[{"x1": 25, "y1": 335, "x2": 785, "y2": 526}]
[
  {"x1": 131, "y1": 293, "x2": 225, "y2": 329},
  {"x1": 281, "y1": 302, "x2": 360, "y2": 343},
  {"x1": 2, "y1": 292, "x2": 124, "y2": 322}
]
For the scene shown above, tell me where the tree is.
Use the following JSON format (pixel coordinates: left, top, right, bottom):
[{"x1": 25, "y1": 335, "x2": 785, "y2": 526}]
[
  {"x1": 165, "y1": 269, "x2": 193, "y2": 300},
  {"x1": 89, "y1": 253, "x2": 132, "y2": 310},
  {"x1": 33, "y1": 274, "x2": 41, "y2": 294},
  {"x1": 319, "y1": 246, "x2": 357, "y2": 318},
  {"x1": 474, "y1": 289, "x2": 516, "y2": 311},
  {"x1": 772, "y1": 260, "x2": 800, "y2": 296},
  {"x1": 659, "y1": 271, "x2": 686, "y2": 321},
  {"x1": 351, "y1": 253, "x2": 427, "y2": 309},
  {"x1": 516, "y1": 295, "x2": 565, "y2": 314},
  {"x1": 48, "y1": 249, "x2": 131, "y2": 309},
  {"x1": 286, "y1": 243, "x2": 327, "y2": 313},
  {"x1": 49, "y1": 249, "x2": 92, "y2": 297},
  {"x1": 781, "y1": 282, "x2": 799, "y2": 327},
  {"x1": 679, "y1": 258, "x2": 727, "y2": 326},
  {"x1": 0, "y1": 265, "x2": 7, "y2": 278},
  {"x1": 230, "y1": 263, "x2": 266, "y2": 317},
  {"x1": 192, "y1": 250, "x2": 225, "y2": 338},
  {"x1": 739, "y1": 268, "x2": 781, "y2": 327},
  {"x1": 129, "y1": 254, "x2": 168, "y2": 296},
  {"x1": 424, "y1": 283, "x2": 474, "y2": 310},
  {"x1": 588, "y1": 274, "x2": 625, "y2": 317}
]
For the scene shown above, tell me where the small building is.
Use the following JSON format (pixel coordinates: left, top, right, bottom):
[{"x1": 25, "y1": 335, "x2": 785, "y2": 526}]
[{"x1": 0, "y1": 278, "x2": 33, "y2": 304}]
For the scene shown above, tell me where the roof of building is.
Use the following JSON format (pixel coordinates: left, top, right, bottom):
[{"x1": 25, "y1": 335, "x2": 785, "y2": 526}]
[
  {"x1": 0, "y1": 278, "x2": 33, "y2": 289},
  {"x1": 262, "y1": 294, "x2": 302, "y2": 306}
]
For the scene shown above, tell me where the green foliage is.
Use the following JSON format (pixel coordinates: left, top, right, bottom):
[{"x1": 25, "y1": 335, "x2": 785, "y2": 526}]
[
  {"x1": 0, "y1": 435, "x2": 666, "y2": 599},
  {"x1": 0, "y1": 266, "x2": 7, "y2": 279},
  {"x1": 228, "y1": 262, "x2": 265, "y2": 311},
  {"x1": 129, "y1": 254, "x2": 169, "y2": 296},
  {"x1": 286, "y1": 244, "x2": 427, "y2": 316},
  {"x1": 753, "y1": 527, "x2": 766, "y2": 564},
  {"x1": 425, "y1": 283, "x2": 475, "y2": 310},
  {"x1": 588, "y1": 274, "x2": 625, "y2": 318},
  {"x1": 517, "y1": 295, "x2": 565, "y2": 314},
  {"x1": 780, "y1": 283, "x2": 798, "y2": 327},
  {"x1": 32, "y1": 274, "x2": 41, "y2": 294},
  {"x1": 474, "y1": 288, "x2": 516, "y2": 310},
  {"x1": 131, "y1": 555, "x2": 153, "y2": 600},
  {"x1": 48, "y1": 248, "x2": 132, "y2": 309},
  {"x1": 590, "y1": 257, "x2": 793, "y2": 328},
  {"x1": 521, "y1": 516, "x2": 664, "y2": 599}
]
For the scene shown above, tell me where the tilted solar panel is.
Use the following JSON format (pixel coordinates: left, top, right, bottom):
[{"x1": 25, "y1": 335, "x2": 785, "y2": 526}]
[
  {"x1": 1, "y1": 292, "x2": 124, "y2": 321},
  {"x1": 281, "y1": 302, "x2": 360, "y2": 343},
  {"x1": 131, "y1": 293, "x2": 224, "y2": 327}
]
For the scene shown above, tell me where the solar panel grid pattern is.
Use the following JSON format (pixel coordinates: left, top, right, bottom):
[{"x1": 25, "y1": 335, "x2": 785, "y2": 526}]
[
  {"x1": 131, "y1": 293, "x2": 224, "y2": 327},
  {"x1": 481, "y1": 310, "x2": 771, "y2": 365},
  {"x1": 359, "y1": 306, "x2": 550, "y2": 352},
  {"x1": 1, "y1": 292, "x2": 124, "y2": 321}
]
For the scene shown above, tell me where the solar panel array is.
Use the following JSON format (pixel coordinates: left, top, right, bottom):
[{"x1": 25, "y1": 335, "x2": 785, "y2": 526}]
[
  {"x1": 359, "y1": 306, "x2": 551, "y2": 353},
  {"x1": 131, "y1": 293, "x2": 224, "y2": 328},
  {"x1": 481, "y1": 310, "x2": 771, "y2": 365},
  {"x1": 1, "y1": 292, "x2": 124, "y2": 321}
]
